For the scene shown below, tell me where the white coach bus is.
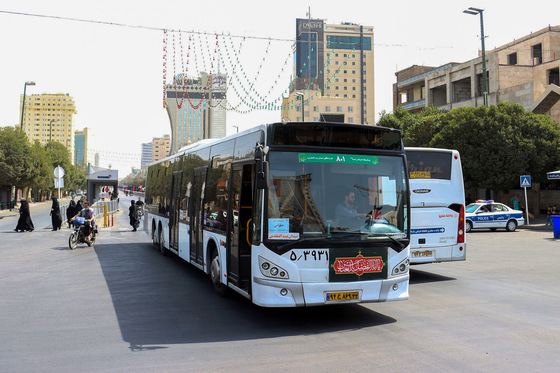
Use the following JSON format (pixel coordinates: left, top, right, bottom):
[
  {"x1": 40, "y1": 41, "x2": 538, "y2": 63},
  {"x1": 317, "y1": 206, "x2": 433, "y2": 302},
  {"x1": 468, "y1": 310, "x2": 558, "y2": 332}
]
[{"x1": 405, "y1": 147, "x2": 466, "y2": 264}]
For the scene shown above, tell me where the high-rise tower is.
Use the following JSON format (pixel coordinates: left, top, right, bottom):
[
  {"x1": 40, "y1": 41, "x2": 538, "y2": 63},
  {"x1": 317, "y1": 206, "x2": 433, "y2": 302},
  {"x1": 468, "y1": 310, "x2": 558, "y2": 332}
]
[{"x1": 292, "y1": 19, "x2": 374, "y2": 124}]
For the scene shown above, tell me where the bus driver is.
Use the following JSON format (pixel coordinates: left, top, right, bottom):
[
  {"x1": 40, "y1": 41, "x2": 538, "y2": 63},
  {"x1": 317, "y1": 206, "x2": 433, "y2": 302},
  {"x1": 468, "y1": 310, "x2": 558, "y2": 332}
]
[{"x1": 335, "y1": 190, "x2": 372, "y2": 229}]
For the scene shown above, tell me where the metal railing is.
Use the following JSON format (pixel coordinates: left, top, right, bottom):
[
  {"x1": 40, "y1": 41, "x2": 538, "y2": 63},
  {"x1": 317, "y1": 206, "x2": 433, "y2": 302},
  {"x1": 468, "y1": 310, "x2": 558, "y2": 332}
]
[
  {"x1": 92, "y1": 199, "x2": 119, "y2": 214},
  {"x1": 92, "y1": 200, "x2": 119, "y2": 228}
]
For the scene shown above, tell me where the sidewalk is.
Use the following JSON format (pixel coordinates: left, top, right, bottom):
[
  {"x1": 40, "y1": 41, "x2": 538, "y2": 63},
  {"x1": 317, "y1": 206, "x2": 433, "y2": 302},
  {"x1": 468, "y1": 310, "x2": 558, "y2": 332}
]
[
  {"x1": 518, "y1": 215, "x2": 554, "y2": 231},
  {"x1": 0, "y1": 198, "x2": 69, "y2": 219}
]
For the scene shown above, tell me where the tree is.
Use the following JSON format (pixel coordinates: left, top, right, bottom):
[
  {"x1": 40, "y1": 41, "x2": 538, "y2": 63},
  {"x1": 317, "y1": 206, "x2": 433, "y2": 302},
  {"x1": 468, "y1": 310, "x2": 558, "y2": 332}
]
[
  {"x1": 377, "y1": 102, "x2": 560, "y2": 192},
  {"x1": 45, "y1": 141, "x2": 86, "y2": 194},
  {"x1": 378, "y1": 105, "x2": 446, "y2": 147},
  {"x1": 0, "y1": 127, "x2": 34, "y2": 191},
  {"x1": 29, "y1": 141, "x2": 52, "y2": 194}
]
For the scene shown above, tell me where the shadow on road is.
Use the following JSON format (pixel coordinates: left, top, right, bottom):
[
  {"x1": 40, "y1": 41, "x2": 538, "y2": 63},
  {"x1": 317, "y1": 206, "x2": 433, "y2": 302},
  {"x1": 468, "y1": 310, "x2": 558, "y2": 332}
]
[
  {"x1": 409, "y1": 268, "x2": 456, "y2": 284},
  {"x1": 93, "y1": 242, "x2": 396, "y2": 350}
]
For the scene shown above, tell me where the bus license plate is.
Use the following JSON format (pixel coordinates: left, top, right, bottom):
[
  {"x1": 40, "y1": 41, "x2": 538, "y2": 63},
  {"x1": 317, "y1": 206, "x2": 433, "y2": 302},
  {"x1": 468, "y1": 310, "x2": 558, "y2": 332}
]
[
  {"x1": 326, "y1": 291, "x2": 359, "y2": 302},
  {"x1": 412, "y1": 250, "x2": 433, "y2": 258}
]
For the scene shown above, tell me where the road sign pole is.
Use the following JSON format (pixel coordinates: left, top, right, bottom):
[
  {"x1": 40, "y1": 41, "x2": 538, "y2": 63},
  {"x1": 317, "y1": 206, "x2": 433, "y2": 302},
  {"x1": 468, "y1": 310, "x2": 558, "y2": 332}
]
[
  {"x1": 520, "y1": 175, "x2": 531, "y2": 226},
  {"x1": 524, "y1": 186, "x2": 529, "y2": 226}
]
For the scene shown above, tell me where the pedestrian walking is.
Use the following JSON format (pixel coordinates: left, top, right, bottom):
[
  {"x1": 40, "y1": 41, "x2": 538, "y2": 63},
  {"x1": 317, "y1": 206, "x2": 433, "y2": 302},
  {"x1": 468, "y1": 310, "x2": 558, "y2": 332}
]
[
  {"x1": 50, "y1": 197, "x2": 63, "y2": 231},
  {"x1": 76, "y1": 200, "x2": 83, "y2": 213},
  {"x1": 14, "y1": 200, "x2": 34, "y2": 232},
  {"x1": 129, "y1": 200, "x2": 139, "y2": 231}
]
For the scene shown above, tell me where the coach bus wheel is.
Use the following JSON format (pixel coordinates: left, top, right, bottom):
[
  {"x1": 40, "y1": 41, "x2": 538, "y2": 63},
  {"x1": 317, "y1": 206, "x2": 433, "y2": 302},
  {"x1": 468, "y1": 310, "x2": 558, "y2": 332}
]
[
  {"x1": 159, "y1": 229, "x2": 167, "y2": 256},
  {"x1": 466, "y1": 220, "x2": 472, "y2": 233},
  {"x1": 210, "y1": 249, "x2": 227, "y2": 297},
  {"x1": 506, "y1": 220, "x2": 518, "y2": 232}
]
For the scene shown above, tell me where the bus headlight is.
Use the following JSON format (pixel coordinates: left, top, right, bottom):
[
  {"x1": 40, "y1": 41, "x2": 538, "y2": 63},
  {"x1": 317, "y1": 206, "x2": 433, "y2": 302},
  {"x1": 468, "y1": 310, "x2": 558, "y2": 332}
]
[
  {"x1": 392, "y1": 258, "x2": 409, "y2": 276},
  {"x1": 258, "y1": 256, "x2": 289, "y2": 279}
]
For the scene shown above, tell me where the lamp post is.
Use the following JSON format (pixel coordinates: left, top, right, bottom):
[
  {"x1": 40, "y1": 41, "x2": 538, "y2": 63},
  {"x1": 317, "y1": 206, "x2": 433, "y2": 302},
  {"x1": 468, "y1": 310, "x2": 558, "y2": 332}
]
[
  {"x1": 463, "y1": 7, "x2": 488, "y2": 107},
  {"x1": 49, "y1": 119, "x2": 58, "y2": 142},
  {"x1": 295, "y1": 92, "x2": 305, "y2": 121},
  {"x1": 20, "y1": 81, "x2": 36, "y2": 129}
]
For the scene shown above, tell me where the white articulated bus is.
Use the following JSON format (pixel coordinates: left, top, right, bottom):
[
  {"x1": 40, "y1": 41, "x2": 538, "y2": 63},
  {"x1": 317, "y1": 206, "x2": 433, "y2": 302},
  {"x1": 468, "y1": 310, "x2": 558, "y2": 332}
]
[
  {"x1": 405, "y1": 147, "x2": 466, "y2": 264},
  {"x1": 145, "y1": 122, "x2": 411, "y2": 307}
]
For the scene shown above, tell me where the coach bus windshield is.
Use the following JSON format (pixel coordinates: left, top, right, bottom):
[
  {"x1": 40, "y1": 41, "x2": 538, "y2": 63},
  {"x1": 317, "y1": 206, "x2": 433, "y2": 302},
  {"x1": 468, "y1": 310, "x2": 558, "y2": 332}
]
[{"x1": 266, "y1": 151, "x2": 408, "y2": 243}]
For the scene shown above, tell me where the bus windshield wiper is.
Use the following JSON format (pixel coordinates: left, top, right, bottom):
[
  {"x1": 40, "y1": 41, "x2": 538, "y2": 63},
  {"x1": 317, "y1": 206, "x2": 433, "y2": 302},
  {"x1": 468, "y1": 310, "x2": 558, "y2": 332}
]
[{"x1": 377, "y1": 234, "x2": 407, "y2": 252}]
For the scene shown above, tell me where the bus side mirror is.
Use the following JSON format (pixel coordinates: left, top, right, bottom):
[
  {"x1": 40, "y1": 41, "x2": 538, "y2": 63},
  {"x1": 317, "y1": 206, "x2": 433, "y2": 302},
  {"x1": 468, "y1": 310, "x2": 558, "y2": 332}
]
[
  {"x1": 255, "y1": 144, "x2": 269, "y2": 190},
  {"x1": 256, "y1": 161, "x2": 269, "y2": 189}
]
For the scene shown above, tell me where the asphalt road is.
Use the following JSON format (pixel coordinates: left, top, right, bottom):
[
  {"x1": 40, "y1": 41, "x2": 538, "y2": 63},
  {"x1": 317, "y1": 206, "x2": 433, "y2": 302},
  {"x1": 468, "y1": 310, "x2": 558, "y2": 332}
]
[{"x1": 1, "y1": 199, "x2": 559, "y2": 372}]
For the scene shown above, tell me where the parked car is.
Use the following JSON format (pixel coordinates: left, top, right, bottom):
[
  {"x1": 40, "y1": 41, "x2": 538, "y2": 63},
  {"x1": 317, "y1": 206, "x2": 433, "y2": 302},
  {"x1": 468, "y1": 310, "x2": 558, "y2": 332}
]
[{"x1": 465, "y1": 201, "x2": 524, "y2": 232}]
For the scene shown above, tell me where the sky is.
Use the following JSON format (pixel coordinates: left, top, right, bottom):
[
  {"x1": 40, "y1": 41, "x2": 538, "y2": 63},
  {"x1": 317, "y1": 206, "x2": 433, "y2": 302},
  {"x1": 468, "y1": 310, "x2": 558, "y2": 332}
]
[{"x1": 1, "y1": 0, "x2": 559, "y2": 176}]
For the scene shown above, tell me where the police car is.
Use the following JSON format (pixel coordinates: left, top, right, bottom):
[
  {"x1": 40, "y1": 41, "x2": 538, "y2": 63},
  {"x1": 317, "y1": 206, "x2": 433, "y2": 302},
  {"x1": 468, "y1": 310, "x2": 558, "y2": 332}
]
[{"x1": 465, "y1": 201, "x2": 524, "y2": 232}]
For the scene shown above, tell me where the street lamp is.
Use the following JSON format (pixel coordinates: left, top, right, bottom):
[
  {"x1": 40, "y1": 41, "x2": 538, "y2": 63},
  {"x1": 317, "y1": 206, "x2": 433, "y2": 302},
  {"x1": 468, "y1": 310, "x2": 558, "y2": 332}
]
[
  {"x1": 463, "y1": 7, "x2": 488, "y2": 107},
  {"x1": 295, "y1": 92, "x2": 305, "y2": 121},
  {"x1": 49, "y1": 119, "x2": 58, "y2": 142},
  {"x1": 232, "y1": 125, "x2": 239, "y2": 133},
  {"x1": 20, "y1": 81, "x2": 36, "y2": 129}
]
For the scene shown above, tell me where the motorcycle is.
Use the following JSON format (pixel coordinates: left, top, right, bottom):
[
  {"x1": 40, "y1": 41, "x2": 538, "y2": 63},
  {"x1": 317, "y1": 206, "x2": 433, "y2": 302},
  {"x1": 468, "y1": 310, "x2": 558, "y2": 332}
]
[{"x1": 69, "y1": 217, "x2": 98, "y2": 250}]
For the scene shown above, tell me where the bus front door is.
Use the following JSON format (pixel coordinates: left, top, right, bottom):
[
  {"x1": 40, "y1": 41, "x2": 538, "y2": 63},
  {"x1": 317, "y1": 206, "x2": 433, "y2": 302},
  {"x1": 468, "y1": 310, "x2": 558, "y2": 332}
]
[
  {"x1": 169, "y1": 171, "x2": 182, "y2": 252},
  {"x1": 190, "y1": 167, "x2": 207, "y2": 266},
  {"x1": 228, "y1": 163, "x2": 254, "y2": 292}
]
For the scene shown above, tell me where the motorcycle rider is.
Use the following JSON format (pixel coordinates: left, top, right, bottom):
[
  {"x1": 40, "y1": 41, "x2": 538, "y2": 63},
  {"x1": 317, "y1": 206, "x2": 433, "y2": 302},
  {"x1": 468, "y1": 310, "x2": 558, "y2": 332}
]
[{"x1": 72, "y1": 200, "x2": 96, "y2": 243}]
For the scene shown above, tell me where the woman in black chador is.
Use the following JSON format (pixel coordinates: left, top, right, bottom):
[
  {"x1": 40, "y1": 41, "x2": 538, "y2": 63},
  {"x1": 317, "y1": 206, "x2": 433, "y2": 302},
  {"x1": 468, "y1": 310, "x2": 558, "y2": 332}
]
[
  {"x1": 129, "y1": 200, "x2": 139, "y2": 231},
  {"x1": 66, "y1": 200, "x2": 77, "y2": 228},
  {"x1": 76, "y1": 200, "x2": 83, "y2": 213},
  {"x1": 50, "y1": 197, "x2": 63, "y2": 231},
  {"x1": 14, "y1": 200, "x2": 34, "y2": 232}
]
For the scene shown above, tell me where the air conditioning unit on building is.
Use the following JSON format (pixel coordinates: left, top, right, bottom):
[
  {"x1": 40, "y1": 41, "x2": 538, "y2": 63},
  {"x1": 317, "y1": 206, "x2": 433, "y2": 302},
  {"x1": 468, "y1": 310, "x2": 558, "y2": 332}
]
[{"x1": 534, "y1": 57, "x2": 542, "y2": 65}]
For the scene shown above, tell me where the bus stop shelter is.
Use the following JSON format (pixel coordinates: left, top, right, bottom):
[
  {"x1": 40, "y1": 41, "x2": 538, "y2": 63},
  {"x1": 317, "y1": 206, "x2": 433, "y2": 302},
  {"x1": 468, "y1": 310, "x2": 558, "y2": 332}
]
[{"x1": 87, "y1": 164, "x2": 118, "y2": 204}]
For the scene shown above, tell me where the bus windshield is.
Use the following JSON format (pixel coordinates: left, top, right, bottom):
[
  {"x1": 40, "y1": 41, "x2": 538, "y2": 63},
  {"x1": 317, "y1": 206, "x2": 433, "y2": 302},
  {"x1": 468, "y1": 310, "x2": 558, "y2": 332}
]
[{"x1": 266, "y1": 151, "x2": 408, "y2": 242}]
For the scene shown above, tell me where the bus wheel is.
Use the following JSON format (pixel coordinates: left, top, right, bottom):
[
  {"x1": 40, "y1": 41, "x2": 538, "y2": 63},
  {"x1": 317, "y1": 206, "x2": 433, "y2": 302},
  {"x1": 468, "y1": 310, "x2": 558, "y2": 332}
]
[
  {"x1": 506, "y1": 220, "x2": 517, "y2": 232},
  {"x1": 210, "y1": 249, "x2": 227, "y2": 297},
  {"x1": 152, "y1": 223, "x2": 158, "y2": 246},
  {"x1": 466, "y1": 220, "x2": 473, "y2": 233},
  {"x1": 159, "y1": 229, "x2": 167, "y2": 256}
]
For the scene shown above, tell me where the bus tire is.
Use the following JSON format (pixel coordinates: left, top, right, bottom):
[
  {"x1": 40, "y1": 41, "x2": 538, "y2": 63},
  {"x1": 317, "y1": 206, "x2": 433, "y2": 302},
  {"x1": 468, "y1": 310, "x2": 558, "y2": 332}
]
[
  {"x1": 152, "y1": 222, "x2": 158, "y2": 246},
  {"x1": 466, "y1": 220, "x2": 473, "y2": 233},
  {"x1": 506, "y1": 219, "x2": 517, "y2": 232},
  {"x1": 159, "y1": 228, "x2": 167, "y2": 256},
  {"x1": 210, "y1": 248, "x2": 227, "y2": 297}
]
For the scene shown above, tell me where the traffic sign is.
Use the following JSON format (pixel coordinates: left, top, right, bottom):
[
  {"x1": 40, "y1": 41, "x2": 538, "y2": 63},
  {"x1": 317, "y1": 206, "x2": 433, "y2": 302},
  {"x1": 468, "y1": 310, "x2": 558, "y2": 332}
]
[
  {"x1": 520, "y1": 175, "x2": 531, "y2": 188},
  {"x1": 520, "y1": 175, "x2": 531, "y2": 226},
  {"x1": 54, "y1": 165, "x2": 65, "y2": 178}
]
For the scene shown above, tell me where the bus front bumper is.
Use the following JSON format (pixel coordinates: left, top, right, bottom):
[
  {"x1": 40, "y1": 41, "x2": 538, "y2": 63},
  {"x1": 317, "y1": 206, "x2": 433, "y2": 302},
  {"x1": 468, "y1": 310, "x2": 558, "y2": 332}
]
[{"x1": 252, "y1": 274, "x2": 409, "y2": 307}]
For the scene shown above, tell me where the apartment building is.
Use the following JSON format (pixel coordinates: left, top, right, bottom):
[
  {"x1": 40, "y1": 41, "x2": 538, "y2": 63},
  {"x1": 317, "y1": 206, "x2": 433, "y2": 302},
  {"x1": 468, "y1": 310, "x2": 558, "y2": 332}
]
[
  {"x1": 393, "y1": 25, "x2": 560, "y2": 122},
  {"x1": 152, "y1": 135, "x2": 170, "y2": 163},
  {"x1": 20, "y1": 92, "x2": 77, "y2": 161},
  {"x1": 291, "y1": 18, "x2": 374, "y2": 124},
  {"x1": 281, "y1": 89, "x2": 360, "y2": 123}
]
